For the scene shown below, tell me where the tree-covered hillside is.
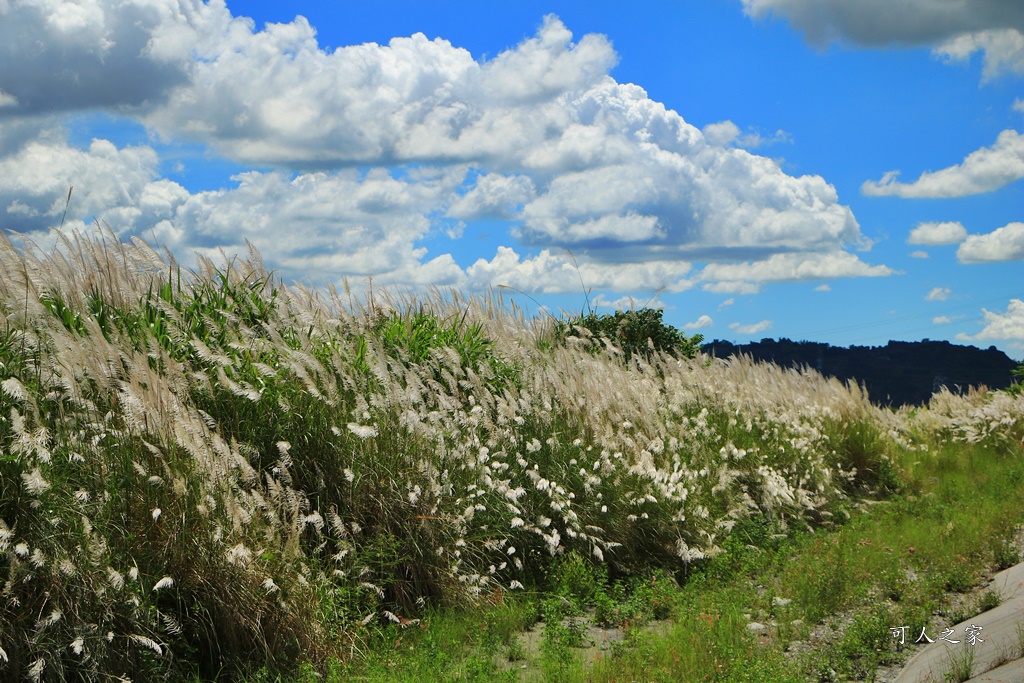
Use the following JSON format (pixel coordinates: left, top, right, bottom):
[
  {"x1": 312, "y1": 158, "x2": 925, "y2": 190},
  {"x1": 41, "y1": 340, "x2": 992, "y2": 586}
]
[{"x1": 703, "y1": 338, "x2": 1019, "y2": 406}]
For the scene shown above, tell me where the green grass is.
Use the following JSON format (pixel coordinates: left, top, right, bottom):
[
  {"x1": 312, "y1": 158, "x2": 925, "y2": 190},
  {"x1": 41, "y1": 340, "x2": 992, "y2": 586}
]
[
  {"x1": 322, "y1": 434, "x2": 1024, "y2": 683},
  {"x1": 944, "y1": 645, "x2": 976, "y2": 683}
]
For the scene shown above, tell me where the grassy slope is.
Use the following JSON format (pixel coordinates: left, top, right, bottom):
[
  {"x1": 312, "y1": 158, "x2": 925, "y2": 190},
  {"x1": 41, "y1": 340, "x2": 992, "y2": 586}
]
[
  {"x1": 0, "y1": 229, "x2": 1021, "y2": 682},
  {"x1": 327, "y1": 438, "x2": 1024, "y2": 683}
]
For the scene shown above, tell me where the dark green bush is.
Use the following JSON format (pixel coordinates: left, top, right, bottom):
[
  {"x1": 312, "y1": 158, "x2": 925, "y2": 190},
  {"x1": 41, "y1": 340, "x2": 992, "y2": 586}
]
[{"x1": 552, "y1": 308, "x2": 703, "y2": 363}]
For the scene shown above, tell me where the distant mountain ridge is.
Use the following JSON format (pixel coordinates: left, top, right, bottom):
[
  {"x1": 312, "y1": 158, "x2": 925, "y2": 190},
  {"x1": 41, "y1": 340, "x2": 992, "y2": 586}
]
[{"x1": 701, "y1": 338, "x2": 1019, "y2": 407}]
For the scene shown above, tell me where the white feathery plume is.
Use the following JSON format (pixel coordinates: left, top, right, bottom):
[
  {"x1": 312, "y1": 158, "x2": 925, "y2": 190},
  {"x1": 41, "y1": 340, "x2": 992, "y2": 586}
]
[{"x1": 152, "y1": 576, "x2": 174, "y2": 591}]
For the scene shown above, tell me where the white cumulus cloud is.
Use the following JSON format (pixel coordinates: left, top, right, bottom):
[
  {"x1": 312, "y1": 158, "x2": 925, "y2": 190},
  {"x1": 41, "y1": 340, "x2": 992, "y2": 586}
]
[
  {"x1": 925, "y1": 287, "x2": 951, "y2": 302},
  {"x1": 699, "y1": 251, "x2": 896, "y2": 287},
  {"x1": 701, "y1": 120, "x2": 789, "y2": 148},
  {"x1": 936, "y1": 28, "x2": 1024, "y2": 81},
  {"x1": 447, "y1": 173, "x2": 536, "y2": 220},
  {"x1": 0, "y1": 0, "x2": 221, "y2": 114},
  {"x1": 863, "y1": 130, "x2": 1024, "y2": 198},
  {"x1": 466, "y1": 246, "x2": 694, "y2": 294},
  {"x1": 0, "y1": 3, "x2": 891, "y2": 296},
  {"x1": 702, "y1": 121, "x2": 742, "y2": 147},
  {"x1": 907, "y1": 221, "x2": 967, "y2": 245},
  {"x1": 163, "y1": 167, "x2": 468, "y2": 286},
  {"x1": 0, "y1": 124, "x2": 473, "y2": 286},
  {"x1": 729, "y1": 320, "x2": 772, "y2": 335},
  {"x1": 683, "y1": 314, "x2": 714, "y2": 329},
  {"x1": 136, "y1": 8, "x2": 863, "y2": 257},
  {"x1": 956, "y1": 222, "x2": 1024, "y2": 263},
  {"x1": 957, "y1": 299, "x2": 1024, "y2": 342},
  {"x1": 0, "y1": 125, "x2": 169, "y2": 234}
]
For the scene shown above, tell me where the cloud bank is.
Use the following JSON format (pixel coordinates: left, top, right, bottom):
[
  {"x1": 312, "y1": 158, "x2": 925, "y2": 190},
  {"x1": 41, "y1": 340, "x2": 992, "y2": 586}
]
[{"x1": 0, "y1": 1, "x2": 890, "y2": 296}]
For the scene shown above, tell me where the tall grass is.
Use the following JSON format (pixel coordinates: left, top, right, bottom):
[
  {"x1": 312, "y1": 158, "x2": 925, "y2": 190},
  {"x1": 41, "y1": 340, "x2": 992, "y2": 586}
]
[{"x1": 0, "y1": 227, "x2": 1021, "y2": 680}]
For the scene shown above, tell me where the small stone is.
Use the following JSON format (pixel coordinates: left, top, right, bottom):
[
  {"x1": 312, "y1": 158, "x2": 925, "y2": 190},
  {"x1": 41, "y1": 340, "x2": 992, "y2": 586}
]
[
  {"x1": 773, "y1": 597, "x2": 792, "y2": 607},
  {"x1": 747, "y1": 622, "x2": 767, "y2": 632}
]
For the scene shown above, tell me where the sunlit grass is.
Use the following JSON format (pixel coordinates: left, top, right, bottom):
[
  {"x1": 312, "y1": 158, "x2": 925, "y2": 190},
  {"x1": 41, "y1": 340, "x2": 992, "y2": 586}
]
[
  {"x1": 329, "y1": 436, "x2": 1024, "y2": 683},
  {"x1": 0, "y1": 227, "x2": 1021, "y2": 680}
]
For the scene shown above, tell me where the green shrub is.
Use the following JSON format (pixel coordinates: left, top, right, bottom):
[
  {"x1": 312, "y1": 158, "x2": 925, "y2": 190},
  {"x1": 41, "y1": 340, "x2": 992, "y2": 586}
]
[
  {"x1": 370, "y1": 307, "x2": 521, "y2": 392},
  {"x1": 552, "y1": 308, "x2": 703, "y2": 362},
  {"x1": 550, "y1": 551, "x2": 607, "y2": 610}
]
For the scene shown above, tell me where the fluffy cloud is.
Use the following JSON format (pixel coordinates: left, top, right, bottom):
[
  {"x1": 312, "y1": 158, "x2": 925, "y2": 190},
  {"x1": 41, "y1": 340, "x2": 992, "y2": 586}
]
[
  {"x1": 0, "y1": 2, "x2": 887, "y2": 295},
  {"x1": 936, "y1": 29, "x2": 1024, "y2": 81},
  {"x1": 741, "y1": 0, "x2": 1024, "y2": 77},
  {"x1": 956, "y1": 222, "x2": 1024, "y2": 263},
  {"x1": 907, "y1": 221, "x2": 967, "y2": 245},
  {"x1": 144, "y1": 13, "x2": 616, "y2": 167},
  {"x1": 512, "y1": 142, "x2": 859, "y2": 256},
  {"x1": 134, "y1": 7, "x2": 862, "y2": 258},
  {"x1": 447, "y1": 173, "x2": 536, "y2": 220},
  {"x1": 701, "y1": 121, "x2": 790, "y2": 149},
  {"x1": 863, "y1": 131, "x2": 1024, "y2": 198},
  {"x1": 0, "y1": 124, "x2": 470, "y2": 286},
  {"x1": 0, "y1": 125, "x2": 167, "y2": 234},
  {"x1": 160, "y1": 11, "x2": 858, "y2": 257},
  {"x1": 158, "y1": 168, "x2": 469, "y2": 286},
  {"x1": 729, "y1": 320, "x2": 772, "y2": 335},
  {"x1": 0, "y1": 0, "x2": 210, "y2": 115},
  {"x1": 702, "y1": 121, "x2": 742, "y2": 147},
  {"x1": 925, "y1": 287, "x2": 950, "y2": 302},
  {"x1": 683, "y1": 314, "x2": 714, "y2": 329},
  {"x1": 957, "y1": 299, "x2": 1024, "y2": 342},
  {"x1": 465, "y1": 246, "x2": 693, "y2": 294},
  {"x1": 697, "y1": 251, "x2": 896, "y2": 294}
]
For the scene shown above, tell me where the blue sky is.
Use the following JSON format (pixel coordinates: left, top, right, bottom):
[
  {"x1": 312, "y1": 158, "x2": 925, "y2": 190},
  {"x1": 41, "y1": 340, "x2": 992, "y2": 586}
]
[{"x1": 1, "y1": 0, "x2": 1022, "y2": 358}]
